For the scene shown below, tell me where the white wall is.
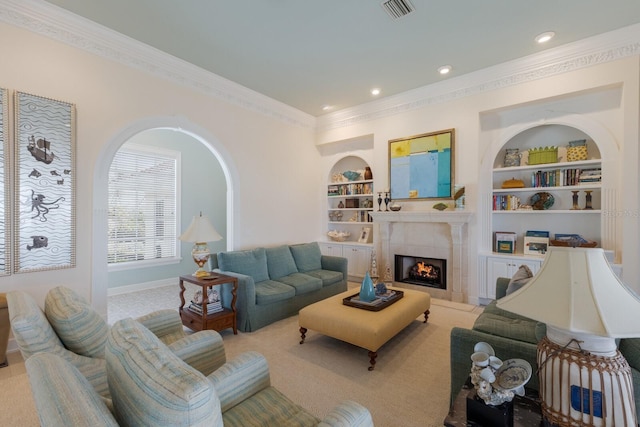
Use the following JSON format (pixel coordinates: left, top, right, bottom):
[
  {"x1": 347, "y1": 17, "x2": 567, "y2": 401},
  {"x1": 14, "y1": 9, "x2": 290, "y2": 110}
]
[
  {"x1": 317, "y1": 56, "x2": 640, "y2": 299},
  {"x1": 0, "y1": 22, "x2": 319, "y2": 313}
]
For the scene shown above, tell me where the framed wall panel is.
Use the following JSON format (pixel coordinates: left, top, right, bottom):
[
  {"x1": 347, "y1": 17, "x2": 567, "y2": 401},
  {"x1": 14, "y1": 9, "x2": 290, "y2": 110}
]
[
  {"x1": 14, "y1": 91, "x2": 76, "y2": 273},
  {"x1": 0, "y1": 89, "x2": 9, "y2": 275}
]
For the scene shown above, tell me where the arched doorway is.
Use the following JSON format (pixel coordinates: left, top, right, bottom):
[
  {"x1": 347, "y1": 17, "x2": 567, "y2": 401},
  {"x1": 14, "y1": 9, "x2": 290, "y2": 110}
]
[{"x1": 91, "y1": 117, "x2": 239, "y2": 316}]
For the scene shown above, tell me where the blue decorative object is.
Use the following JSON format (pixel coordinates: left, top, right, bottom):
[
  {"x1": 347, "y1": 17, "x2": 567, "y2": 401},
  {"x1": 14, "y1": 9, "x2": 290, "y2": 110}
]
[
  {"x1": 342, "y1": 170, "x2": 361, "y2": 181},
  {"x1": 359, "y1": 271, "x2": 376, "y2": 302},
  {"x1": 375, "y1": 283, "x2": 387, "y2": 295}
]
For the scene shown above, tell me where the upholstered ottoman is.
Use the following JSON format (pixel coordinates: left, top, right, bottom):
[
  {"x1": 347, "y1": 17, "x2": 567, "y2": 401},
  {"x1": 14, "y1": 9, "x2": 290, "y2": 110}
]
[{"x1": 299, "y1": 287, "x2": 430, "y2": 370}]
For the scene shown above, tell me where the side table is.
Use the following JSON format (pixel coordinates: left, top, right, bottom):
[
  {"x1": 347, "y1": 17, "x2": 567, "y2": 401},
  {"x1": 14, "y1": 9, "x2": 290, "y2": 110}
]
[
  {"x1": 444, "y1": 383, "x2": 542, "y2": 427},
  {"x1": 179, "y1": 273, "x2": 238, "y2": 334}
]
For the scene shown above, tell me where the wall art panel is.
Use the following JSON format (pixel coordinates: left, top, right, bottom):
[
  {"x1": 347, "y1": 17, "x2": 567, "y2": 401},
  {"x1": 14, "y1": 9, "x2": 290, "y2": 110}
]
[{"x1": 14, "y1": 91, "x2": 76, "y2": 273}]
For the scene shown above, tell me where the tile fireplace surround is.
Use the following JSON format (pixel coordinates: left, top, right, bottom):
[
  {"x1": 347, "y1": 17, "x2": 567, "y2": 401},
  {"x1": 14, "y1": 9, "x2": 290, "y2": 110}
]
[{"x1": 370, "y1": 211, "x2": 473, "y2": 303}]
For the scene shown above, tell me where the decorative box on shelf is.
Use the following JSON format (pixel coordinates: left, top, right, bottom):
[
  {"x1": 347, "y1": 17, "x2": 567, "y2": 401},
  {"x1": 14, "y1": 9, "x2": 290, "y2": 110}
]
[{"x1": 527, "y1": 146, "x2": 558, "y2": 165}]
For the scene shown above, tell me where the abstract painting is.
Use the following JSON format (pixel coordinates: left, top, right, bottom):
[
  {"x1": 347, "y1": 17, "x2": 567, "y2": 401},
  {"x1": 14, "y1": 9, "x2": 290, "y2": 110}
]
[
  {"x1": 14, "y1": 91, "x2": 76, "y2": 273},
  {"x1": 389, "y1": 129, "x2": 455, "y2": 201}
]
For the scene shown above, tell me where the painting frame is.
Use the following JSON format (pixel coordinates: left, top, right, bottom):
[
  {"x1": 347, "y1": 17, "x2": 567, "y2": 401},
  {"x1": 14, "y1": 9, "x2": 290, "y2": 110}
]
[
  {"x1": 0, "y1": 89, "x2": 9, "y2": 276},
  {"x1": 13, "y1": 91, "x2": 76, "y2": 273},
  {"x1": 389, "y1": 128, "x2": 455, "y2": 201}
]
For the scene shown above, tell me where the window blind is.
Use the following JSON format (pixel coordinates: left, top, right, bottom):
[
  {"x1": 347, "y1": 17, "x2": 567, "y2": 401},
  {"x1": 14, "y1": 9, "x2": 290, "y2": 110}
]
[{"x1": 108, "y1": 145, "x2": 177, "y2": 265}]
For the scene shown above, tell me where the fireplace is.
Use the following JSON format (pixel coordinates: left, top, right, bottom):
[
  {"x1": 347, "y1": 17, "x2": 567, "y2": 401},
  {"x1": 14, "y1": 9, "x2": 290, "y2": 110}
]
[{"x1": 395, "y1": 254, "x2": 447, "y2": 290}]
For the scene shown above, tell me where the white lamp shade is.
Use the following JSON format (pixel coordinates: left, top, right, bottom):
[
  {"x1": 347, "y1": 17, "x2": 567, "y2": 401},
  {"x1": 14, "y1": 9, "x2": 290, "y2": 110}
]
[
  {"x1": 497, "y1": 246, "x2": 640, "y2": 338},
  {"x1": 179, "y1": 214, "x2": 222, "y2": 243}
]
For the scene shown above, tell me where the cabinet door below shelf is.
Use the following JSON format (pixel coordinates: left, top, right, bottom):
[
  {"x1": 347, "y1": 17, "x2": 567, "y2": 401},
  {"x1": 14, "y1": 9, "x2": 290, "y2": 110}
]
[
  {"x1": 485, "y1": 256, "x2": 542, "y2": 299},
  {"x1": 318, "y1": 242, "x2": 343, "y2": 257},
  {"x1": 342, "y1": 245, "x2": 372, "y2": 281}
]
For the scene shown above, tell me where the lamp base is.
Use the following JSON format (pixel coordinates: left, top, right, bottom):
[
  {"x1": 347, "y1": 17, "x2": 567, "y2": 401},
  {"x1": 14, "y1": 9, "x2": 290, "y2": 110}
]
[
  {"x1": 192, "y1": 268, "x2": 210, "y2": 278},
  {"x1": 538, "y1": 334, "x2": 637, "y2": 427}
]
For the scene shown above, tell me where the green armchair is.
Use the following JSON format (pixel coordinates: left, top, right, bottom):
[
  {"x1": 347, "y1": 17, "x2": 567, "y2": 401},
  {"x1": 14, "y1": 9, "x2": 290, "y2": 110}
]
[
  {"x1": 25, "y1": 318, "x2": 374, "y2": 426},
  {"x1": 8, "y1": 286, "x2": 225, "y2": 398}
]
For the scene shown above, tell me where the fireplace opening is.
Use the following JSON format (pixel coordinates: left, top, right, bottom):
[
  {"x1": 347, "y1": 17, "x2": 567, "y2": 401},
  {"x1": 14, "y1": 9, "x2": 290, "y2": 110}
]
[{"x1": 394, "y1": 254, "x2": 446, "y2": 289}]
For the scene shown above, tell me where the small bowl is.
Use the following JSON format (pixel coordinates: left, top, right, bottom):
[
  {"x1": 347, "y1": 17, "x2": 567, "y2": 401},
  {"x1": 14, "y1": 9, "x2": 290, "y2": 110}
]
[
  {"x1": 389, "y1": 204, "x2": 401, "y2": 211},
  {"x1": 471, "y1": 351, "x2": 490, "y2": 367},
  {"x1": 474, "y1": 342, "x2": 495, "y2": 356},
  {"x1": 342, "y1": 171, "x2": 361, "y2": 181}
]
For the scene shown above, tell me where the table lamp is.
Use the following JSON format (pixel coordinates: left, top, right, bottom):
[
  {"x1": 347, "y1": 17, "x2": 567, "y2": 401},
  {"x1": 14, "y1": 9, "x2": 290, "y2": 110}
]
[
  {"x1": 179, "y1": 212, "x2": 222, "y2": 277},
  {"x1": 497, "y1": 246, "x2": 639, "y2": 427}
]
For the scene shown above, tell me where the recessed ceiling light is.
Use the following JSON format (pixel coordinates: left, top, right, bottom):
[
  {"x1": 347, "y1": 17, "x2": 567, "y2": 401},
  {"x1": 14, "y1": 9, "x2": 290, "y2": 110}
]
[
  {"x1": 371, "y1": 88, "x2": 381, "y2": 96},
  {"x1": 438, "y1": 65, "x2": 452, "y2": 75},
  {"x1": 322, "y1": 105, "x2": 332, "y2": 111},
  {"x1": 535, "y1": 31, "x2": 555, "y2": 44}
]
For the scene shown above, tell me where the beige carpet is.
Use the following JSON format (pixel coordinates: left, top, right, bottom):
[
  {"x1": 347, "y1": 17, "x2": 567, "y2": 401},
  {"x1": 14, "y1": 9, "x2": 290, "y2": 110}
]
[{"x1": 0, "y1": 286, "x2": 480, "y2": 426}]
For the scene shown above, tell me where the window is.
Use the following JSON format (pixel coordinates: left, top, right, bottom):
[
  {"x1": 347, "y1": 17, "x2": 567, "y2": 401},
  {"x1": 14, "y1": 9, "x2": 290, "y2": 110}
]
[{"x1": 108, "y1": 144, "x2": 179, "y2": 268}]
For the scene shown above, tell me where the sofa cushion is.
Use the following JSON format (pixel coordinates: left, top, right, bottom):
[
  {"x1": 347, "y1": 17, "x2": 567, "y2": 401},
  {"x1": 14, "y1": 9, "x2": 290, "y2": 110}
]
[
  {"x1": 218, "y1": 248, "x2": 270, "y2": 283},
  {"x1": 276, "y1": 273, "x2": 322, "y2": 295},
  {"x1": 473, "y1": 312, "x2": 541, "y2": 345},
  {"x1": 45, "y1": 286, "x2": 109, "y2": 358},
  {"x1": 265, "y1": 245, "x2": 298, "y2": 280},
  {"x1": 505, "y1": 264, "x2": 533, "y2": 295},
  {"x1": 222, "y1": 386, "x2": 319, "y2": 427},
  {"x1": 289, "y1": 242, "x2": 322, "y2": 273},
  {"x1": 106, "y1": 318, "x2": 222, "y2": 427},
  {"x1": 306, "y1": 269, "x2": 344, "y2": 287},
  {"x1": 255, "y1": 280, "x2": 296, "y2": 305},
  {"x1": 620, "y1": 338, "x2": 640, "y2": 372}
]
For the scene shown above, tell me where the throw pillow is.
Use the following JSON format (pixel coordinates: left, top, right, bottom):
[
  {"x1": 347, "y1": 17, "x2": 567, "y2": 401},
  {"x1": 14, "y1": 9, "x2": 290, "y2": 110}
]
[
  {"x1": 217, "y1": 248, "x2": 270, "y2": 282},
  {"x1": 505, "y1": 264, "x2": 533, "y2": 295}
]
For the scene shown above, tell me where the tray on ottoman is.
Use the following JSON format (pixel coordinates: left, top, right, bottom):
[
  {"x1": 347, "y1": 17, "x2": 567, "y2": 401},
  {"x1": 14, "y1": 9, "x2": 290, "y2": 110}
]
[{"x1": 343, "y1": 290, "x2": 403, "y2": 311}]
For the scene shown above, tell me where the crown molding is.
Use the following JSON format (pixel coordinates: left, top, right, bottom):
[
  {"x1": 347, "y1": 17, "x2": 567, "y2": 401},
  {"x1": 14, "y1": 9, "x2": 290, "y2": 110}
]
[
  {"x1": 0, "y1": 0, "x2": 316, "y2": 130},
  {"x1": 2, "y1": 1, "x2": 638, "y2": 134},
  {"x1": 317, "y1": 23, "x2": 640, "y2": 131}
]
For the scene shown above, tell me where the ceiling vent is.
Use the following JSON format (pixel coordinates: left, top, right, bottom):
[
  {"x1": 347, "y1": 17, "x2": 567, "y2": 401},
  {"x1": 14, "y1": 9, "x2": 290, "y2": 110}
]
[{"x1": 381, "y1": 0, "x2": 415, "y2": 19}]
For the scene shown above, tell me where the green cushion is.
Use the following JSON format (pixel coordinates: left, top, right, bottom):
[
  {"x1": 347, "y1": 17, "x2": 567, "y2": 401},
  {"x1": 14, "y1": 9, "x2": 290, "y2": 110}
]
[
  {"x1": 45, "y1": 286, "x2": 109, "y2": 358},
  {"x1": 473, "y1": 312, "x2": 540, "y2": 345},
  {"x1": 254, "y1": 280, "x2": 296, "y2": 305},
  {"x1": 306, "y1": 269, "x2": 344, "y2": 287},
  {"x1": 218, "y1": 248, "x2": 269, "y2": 283},
  {"x1": 222, "y1": 386, "x2": 319, "y2": 427},
  {"x1": 620, "y1": 338, "x2": 640, "y2": 371},
  {"x1": 265, "y1": 245, "x2": 298, "y2": 280},
  {"x1": 275, "y1": 273, "x2": 322, "y2": 295},
  {"x1": 289, "y1": 242, "x2": 322, "y2": 273}
]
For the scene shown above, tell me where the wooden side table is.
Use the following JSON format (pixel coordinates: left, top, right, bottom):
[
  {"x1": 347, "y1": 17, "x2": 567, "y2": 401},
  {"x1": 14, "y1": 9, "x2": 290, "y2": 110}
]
[{"x1": 179, "y1": 273, "x2": 238, "y2": 334}]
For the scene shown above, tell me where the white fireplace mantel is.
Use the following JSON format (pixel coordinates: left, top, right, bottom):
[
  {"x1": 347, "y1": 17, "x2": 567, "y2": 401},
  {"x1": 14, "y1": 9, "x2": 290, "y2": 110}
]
[{"x1": 370, "y1": 210, "x2": 474, "y2": 302}]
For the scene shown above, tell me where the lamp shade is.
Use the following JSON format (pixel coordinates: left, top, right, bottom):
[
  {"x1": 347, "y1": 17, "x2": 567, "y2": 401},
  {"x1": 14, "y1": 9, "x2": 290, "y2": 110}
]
[
  {"x1": 497, "y1": 246, "x2": 640, "y2": 338},
  {"x1": 179, "y1": 214, "x2": 222, "y2": 243}
]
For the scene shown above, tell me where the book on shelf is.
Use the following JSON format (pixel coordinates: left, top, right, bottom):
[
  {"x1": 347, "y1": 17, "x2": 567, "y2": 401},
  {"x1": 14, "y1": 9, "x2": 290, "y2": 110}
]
[{"x1": 494, "y1": 231, "x2": 516, "y2": 253}]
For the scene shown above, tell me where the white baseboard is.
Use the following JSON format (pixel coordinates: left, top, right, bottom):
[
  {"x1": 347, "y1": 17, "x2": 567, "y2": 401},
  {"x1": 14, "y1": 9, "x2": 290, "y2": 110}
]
[{"x1": 107, "y1": 277, "x2": 177, "y2": 296}]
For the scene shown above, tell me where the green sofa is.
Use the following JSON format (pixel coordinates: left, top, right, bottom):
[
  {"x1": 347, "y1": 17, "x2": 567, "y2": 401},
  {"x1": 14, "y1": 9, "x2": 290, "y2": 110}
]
[
  {"x1": 211, "y1": 242, "x2": 348, "y2": 332},
  {"x1": 450, "y1": 277, "x2": 640, "y2": 412},
  {"x1": 26, "y1": 318, "x2": 373, "y2": 427}
]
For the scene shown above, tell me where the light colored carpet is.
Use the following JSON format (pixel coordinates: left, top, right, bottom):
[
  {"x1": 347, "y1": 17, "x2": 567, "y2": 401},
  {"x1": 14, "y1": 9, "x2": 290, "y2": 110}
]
[{"x1": 0, "y1": 285, "x2": 480, "y2": 426}]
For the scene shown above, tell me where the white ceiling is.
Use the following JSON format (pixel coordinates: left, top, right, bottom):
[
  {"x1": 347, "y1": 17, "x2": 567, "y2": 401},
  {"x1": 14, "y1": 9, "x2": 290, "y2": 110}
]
[{"x1": 42, "y1": 0, "x2": 640, "y2": 117}]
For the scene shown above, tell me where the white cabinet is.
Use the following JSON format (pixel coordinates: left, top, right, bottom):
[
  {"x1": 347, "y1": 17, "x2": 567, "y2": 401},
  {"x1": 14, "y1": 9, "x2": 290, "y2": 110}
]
[
  {"x1": 318, "y1": 242, "x2": 371, "y2": 280},
  {"x1": 342, "y1": 244, "x2": 372, "y2": 280},
  {"x1": 318, "y1": 242, "x2": 343, "y2": 257},
  {"x1": 485, "y1": 255, "x2": 542, "y2": 299}
]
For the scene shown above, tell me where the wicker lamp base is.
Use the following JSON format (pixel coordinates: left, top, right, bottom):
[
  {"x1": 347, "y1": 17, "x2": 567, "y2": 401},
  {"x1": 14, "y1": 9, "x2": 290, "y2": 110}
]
[{"x1": 538, "y1": 335, "x2": 637, "y2": 427}]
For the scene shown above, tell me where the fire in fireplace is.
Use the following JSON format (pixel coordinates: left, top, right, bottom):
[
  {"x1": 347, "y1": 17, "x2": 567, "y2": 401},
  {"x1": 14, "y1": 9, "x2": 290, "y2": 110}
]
[{"x1": 395, "y1": 254, "x2": 446, "y2": 289}]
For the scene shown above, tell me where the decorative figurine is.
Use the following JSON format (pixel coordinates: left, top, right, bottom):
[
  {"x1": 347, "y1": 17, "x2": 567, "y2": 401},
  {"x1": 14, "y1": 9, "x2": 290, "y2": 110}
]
[
  {"x1": 384, "y1": 192, "x2": 390, "y2": 211},
  {"x1": 377, "y1": 192, "x2": 383, "y2": 211}
]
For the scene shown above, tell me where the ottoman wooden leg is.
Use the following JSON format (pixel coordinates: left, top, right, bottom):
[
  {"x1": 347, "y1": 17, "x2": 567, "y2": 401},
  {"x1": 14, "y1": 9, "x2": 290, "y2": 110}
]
[
  {"x1": 299, "y1": 327, "x2": 307, "y2": 344},
  {"x1": 423, "y1": 309, "x2": 430, "y2": 323},
  {"x1": 368, "y1": 351, "x2": 377, "y2": 371}
]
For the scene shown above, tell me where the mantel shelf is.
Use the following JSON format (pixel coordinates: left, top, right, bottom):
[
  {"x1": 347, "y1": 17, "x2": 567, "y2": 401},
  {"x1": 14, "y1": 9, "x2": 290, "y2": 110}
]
[{"x1": 370, "y1": 210, "x2": 474, "y2": 224}]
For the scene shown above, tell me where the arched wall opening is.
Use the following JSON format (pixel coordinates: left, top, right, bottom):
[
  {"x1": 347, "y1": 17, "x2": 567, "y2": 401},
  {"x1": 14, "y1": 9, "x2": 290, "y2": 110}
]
[{"x1": 91, "y1": 116, "x2": 239, "y2": 316}]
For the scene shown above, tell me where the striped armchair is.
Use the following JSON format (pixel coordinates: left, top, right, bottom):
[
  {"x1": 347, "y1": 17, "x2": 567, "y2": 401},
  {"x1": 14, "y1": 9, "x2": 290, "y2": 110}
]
[
  {"x1": 25, "y1": 318, "x2": 373, "y2": 426},
  {"x1": 8, "y1": 286, "x2": 225, "y2": 398}
]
